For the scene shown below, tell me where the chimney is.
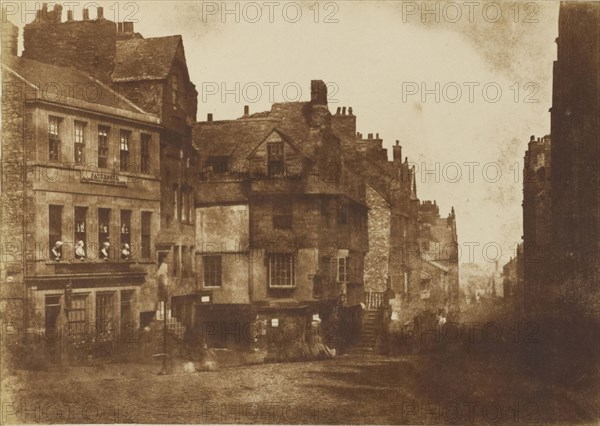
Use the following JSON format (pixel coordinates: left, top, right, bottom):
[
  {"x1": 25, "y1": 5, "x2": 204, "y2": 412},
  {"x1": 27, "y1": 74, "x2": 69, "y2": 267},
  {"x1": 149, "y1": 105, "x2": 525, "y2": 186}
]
[
  {"x1": 376, "y1": 133, "x2": 379, "y2": 139},
  {"x1": 530, "y1": 135, "x2": 535, "y2": 141},
  {"x1": 117, "y1": 22, "x2": 123, "y2": 32},
  {"x1": 393, "y1": 140, "x2": 402, "y2": 162},
  {"x1": 51, "y1": 4, "x2": 62, "y2": 23},
  {"x1": 336, "y1": 107, "x2": 341, "y2": 115},
  {"x1": 123, "y1": 22, "x2": 134, "y2": 33},
  {"x1": 67, "y1": 10, "x2": 73, "y2": 21},
  {"x1": 207, "y1": 113, "x2": 213, "y2": 122},
  {"x1": 1, "y1": 16, "x2": 18, "y2": 56},
  {"x1": 348, "y1": 107, "x2": 353, "y2": 115},
  {"x1": 342, "y1": 107, "x2": 346, "y2": 115},
  {"x1": 368, "y1": 133, "x2": 373, "y2": 139},
  {"x1": 97, "y1": 7, "x2": 104, "y2": 19},
  {"x1": 243, "y1": 105, "x2": 249, "y2": 117},
  {"x1": 82, "y1": 8, "x2": 89, "y2": 20},
  {"x1": 310, "y1": 80, "x2": 328, "y2": 105}
]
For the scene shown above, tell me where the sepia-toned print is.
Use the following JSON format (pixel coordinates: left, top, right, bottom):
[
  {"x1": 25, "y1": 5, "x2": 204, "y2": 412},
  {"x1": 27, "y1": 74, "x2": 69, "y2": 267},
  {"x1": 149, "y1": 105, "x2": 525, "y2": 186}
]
[{"x1": 1, "y1": 1, "x2": 598, "y2": 424}]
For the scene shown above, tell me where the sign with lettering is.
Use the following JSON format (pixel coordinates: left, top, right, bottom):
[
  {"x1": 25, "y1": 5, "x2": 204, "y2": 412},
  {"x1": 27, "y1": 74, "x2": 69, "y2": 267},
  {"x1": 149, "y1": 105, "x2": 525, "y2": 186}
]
[{"x1": 81, "y1": 170, "x2": 127, "y2": 186}]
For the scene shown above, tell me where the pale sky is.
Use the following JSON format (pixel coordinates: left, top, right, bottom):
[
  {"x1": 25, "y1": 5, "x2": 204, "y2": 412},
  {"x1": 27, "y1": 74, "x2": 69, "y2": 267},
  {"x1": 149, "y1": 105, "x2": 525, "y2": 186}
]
[{"x1": 11, "y1": 1, "x2": 561, "y2": 269}]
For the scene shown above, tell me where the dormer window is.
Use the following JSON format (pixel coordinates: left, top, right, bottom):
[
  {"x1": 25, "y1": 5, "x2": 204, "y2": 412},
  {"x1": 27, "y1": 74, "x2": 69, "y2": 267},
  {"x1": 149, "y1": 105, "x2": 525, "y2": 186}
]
[{"x1": 267, "y1": 142, "x2": 284, "y2": 177}]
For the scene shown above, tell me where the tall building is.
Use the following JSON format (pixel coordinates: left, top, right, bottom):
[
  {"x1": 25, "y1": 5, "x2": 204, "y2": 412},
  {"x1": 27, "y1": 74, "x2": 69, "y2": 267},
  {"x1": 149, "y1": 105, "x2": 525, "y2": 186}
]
[
  {"x1": 191, "y1": 81, "x2": 368, "y2": 349},
  {"x1": 522, "y1": 135, "x2": 551, "y2": 307},
  {"x1": 19, "y1": 4, "x2": 200, "y2": 324},
  {"x1": 1, "y1": 24, "x2": 162, "y2": 337},
  {"x1": 549, "y1": 1, "x2": 599, "y2": 299}
]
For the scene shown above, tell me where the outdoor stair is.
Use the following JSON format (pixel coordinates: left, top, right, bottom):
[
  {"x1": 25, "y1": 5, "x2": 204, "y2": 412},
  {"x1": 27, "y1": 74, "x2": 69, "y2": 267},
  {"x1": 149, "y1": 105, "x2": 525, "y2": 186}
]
[{"x1": 351, "y1": 309, "x2": 383, "y2": 354}]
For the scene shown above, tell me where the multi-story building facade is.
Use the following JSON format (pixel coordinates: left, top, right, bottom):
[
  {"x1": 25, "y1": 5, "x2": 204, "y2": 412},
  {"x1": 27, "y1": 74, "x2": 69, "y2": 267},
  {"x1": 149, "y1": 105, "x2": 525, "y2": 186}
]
[
  {"x1": 2, "y1": 35, "x2": 161, "y2": 339},
  {"x1": 191, "y1": 81, "x2": 368, "y2": 348},
  {"x1": 417, "y1": 201, "x2": 459, "y2": 312},
  {"x1": 18, "y1": 4, "x2": 200, "y2": 326},
  {"x1": 522, "y1": 135, "x2": 551, "y2": 307},
  {"x1": 549, "y1": 1, "x2": 599, "y2": 299}
]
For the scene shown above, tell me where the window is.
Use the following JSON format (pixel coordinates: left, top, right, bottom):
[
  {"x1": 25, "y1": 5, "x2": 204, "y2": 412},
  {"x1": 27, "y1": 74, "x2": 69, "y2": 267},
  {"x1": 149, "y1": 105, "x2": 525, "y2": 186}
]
[
  {"x1": 74, "y1": 207, "x2": 87, "y2": 246},
  {"x1": 173, "y1": 185, "x2": 179, "y2": 222},
  {"x1": 120, "y1": 290, "x2": 135, "y2": 336},
  {"x1": 321, "y1": 256, "x2": 336, "y2": 281},
  {"x1": 141, "y1": 212, "x2": 152, "y2": 259},
  {"x1": 337, "y1": 202, "x2": 348, "y2": 225},
  {"x1": 273, "y1": 202, "x2": 293, "y2": 230},
  {"x1": 49, "y1": 205, "x2": 62, "y2": 256},
  {"x1": 182, "y1": 189, "x2": 188, "y2": 223},
  {"x1": 203, "y1": 255, "x2": 221, "y2": 287},
  {"x1": 48, "y1": 116, "x2": 61, "y2": 161},
  {"x1": 98, "y1": 126, "x2": 109, "y2": 168},
  {"x1": 141, "y1": 133, "x2": 151, "y2": 173},
  {"x1": 120, "y1": 210, "x2": 131, "y2": 253},
  {"x1": 98, "y1": 208, "x2": 110, "y2": 246},
  {"x1": 67, "y1": 294, "x2": 88, "y2": 337},
  {"x1": 74, "y1": 121, "x2": 86, "y2": 164},
  {"x1": 173, "y1": 246, "x2": 180, "y2": 278},
  {"x1": 188, "y1": 191, "x2": 194, "y2": 224},
  {"x1": 182, "y1": 246, "x2": 193, "y2": 278},
  {"x1": 208, "y1": 156, "x2": 229, "y2": 174},
  {"x1": 44, "y1": 295, "x2": 61, "y2": 336},
  {"x1": 96, "y1": 292, "x2": 115, "y2": 334},
  {"x1": 119, "y1": 130, "x2": 130, "y2": 171},
  {"x1": 338, "y1": 257, "x2": 349, "y2": 282},
  {"x1": 267, "y1": 142, "x2": 284, "y2": 177},
  {"x1": 268, "y1": 254, "x2": 295, "y2": 287},
  {"x1": 171, "y1": 74, "x2": 179, "y2": 110}
]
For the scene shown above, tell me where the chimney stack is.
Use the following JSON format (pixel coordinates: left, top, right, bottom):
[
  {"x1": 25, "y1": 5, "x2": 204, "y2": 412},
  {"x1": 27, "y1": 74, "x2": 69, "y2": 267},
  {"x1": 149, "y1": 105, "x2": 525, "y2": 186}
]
[
  {"x1": 376, "y1": 133, "x2": 379, "y2": 139},
  {"x1": 348, "y1": 107, "x2": 353, "y2": 115},
  {"x1": 342, "y1": 107, "x2": 346, "y2": 115},
  {"x1": 82, "y1": 8, "x2": 89, "y2": 20},
  {"x1": 123, "y1": 22, "x2": 134, "y2": 33},
  {"x1": 97, "y1": 7, "x2": 104, "y2": 19},
  {"x1": 368, "y1": 133, "x2": 373, "y2": 139},
  {"x1": 336, "y1": 107, "x2": 341, "y2": 115},
  {"x1": 67, "y1": 9, "x2": 73, "y2": 21},
  {"x1": 393, "y1": 140, "x2": 402, "y2": 163},
  {"x1": 310, "y1": 80, "x2": 328, "y2": 105},
  {"x1": 244, "y1": 105, "x2": 249, "y2": 117},
  {"x1": 207, "y1": 113, "x2": 213, "y2": 122}
]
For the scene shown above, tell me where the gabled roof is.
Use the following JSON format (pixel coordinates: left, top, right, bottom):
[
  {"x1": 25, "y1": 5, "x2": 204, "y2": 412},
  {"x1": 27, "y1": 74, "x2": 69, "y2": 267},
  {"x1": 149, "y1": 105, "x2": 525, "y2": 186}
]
[
  {"x1": 2, "y1": 56, "x2": 157, "y2": 121},
  {"x1": 113, "y1": 35, "x2": 182, "y2": 82},
  {"x1": 192, "y1": 118, "x2": 280, "y2": 158}
]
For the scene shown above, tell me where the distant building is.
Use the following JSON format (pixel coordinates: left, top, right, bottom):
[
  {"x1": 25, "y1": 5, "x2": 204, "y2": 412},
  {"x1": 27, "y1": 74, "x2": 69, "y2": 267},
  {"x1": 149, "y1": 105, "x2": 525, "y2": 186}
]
[
  {"x1": 522, "y1": 135, "x2": 551, "y2": 307},
  {"x1": 503, "y1": 243, "x2": 524, "y2": 312},
  {"x1": 417, "y1": 201, "x2": 459, "y2": 312}
]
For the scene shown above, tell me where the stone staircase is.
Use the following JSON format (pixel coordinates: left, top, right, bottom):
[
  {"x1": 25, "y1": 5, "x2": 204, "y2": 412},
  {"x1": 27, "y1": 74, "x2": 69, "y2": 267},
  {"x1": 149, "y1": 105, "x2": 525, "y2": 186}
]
[{"x1": 351, "y1": 309, "x2": 383, "y2": 354}]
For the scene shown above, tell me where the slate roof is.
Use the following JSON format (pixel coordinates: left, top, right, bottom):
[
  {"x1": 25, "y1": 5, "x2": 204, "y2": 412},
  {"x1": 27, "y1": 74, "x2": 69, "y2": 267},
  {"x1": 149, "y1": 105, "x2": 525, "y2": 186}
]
[
  {"x1": 193, "y1": 118, "x2": 280, "y2": 157},
  {"x1": 193, "y1": 102, "x2": 316, "y2": 160},
  {"x1": 113, "y1": 35, "x2": 182, "y2": 82},
  {"x1": 3, "y1": 56, "x2": 152, "y2": 115}
]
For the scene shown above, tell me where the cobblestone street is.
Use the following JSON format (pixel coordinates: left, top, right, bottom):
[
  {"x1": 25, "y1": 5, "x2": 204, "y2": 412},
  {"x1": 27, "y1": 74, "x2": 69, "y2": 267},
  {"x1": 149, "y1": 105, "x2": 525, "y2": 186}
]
[{"x1": 3, "y1": 352, "x2": 596, "y2": 424}]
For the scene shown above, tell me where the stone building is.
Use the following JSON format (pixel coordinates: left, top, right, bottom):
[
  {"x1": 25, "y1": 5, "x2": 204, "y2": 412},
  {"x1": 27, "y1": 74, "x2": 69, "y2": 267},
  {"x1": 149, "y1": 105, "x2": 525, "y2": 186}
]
[
  {"x1": 18, "y1": 4, "x2": 200, "y2": 327},
  {"x1": 1, "y1": 24, "x2": 162, "y2": 339},
  {"x1": 334, "y1": 120, "x2": 422, "y2": 316},
  {"x1": 549, "y1": 1, "x2": 599, "y2": 301},
  {"x1": 191, "y1": 81, "x2": 368, "y2": 349},
  {"x1": 417, "y1": 201, "x2": 459, "y2": 312},
  {"x1": 522, "y1": 135, "x2": 551, "y2": 307},
  {"x1": 503, "y1": 243, "x2": 524, "y2": 312}
]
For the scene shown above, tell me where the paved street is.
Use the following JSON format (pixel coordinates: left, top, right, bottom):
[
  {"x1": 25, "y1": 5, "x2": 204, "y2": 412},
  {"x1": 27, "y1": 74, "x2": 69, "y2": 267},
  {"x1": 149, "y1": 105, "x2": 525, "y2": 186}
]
[{"x1": 3, "y1": 352, "x2": 596, "y2": 424}]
